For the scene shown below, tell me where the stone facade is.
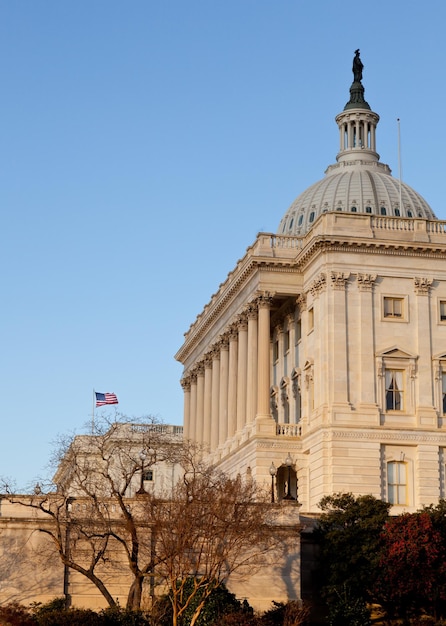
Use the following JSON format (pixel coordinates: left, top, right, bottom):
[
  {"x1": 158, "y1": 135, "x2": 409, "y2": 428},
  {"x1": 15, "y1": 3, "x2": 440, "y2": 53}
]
[{"x1": 175, "y1": 55, "x2": 446, "y2": 518}]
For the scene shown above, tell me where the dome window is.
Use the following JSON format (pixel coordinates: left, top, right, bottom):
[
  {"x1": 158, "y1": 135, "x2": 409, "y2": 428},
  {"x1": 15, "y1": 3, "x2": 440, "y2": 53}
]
[
  {"x1": 380, "y1": 207, "x2": 387, "y2": 216},
  {"x1": 351, "y1": 206, "x2": 357, "y2": 212},
  {"x1": 365, "y1": 206, "x2": 372, "y2": 213},
  {"x1": 337, "y1": 207, "x2": 343, "y2": 211},
  {"x1": 298, "y1": 215, "x2": 304, "y2": 226},
  {"x1": 309, "y1": 211, "x2": 315, "y2": 223},
  {"x1": 289, "y1": 218, "x2": 294, "y2": 229},
  {"x1": 395, "y1": 208, "x2": 401, "y2": 216},
  {"x1": 407, "y1": 210, "x2": 413, "y2": 217}
]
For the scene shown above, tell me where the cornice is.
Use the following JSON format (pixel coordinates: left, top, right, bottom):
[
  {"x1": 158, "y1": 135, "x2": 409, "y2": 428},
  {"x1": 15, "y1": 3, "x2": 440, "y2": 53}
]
[{"x1": 176, "y1": 221, "x2": 446, "y2": 365}]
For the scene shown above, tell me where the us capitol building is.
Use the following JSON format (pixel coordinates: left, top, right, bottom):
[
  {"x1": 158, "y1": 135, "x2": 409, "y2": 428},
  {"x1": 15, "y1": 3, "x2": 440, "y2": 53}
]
[{"x1": 176, "y1": 50, "x2": 446, "y2": 515}]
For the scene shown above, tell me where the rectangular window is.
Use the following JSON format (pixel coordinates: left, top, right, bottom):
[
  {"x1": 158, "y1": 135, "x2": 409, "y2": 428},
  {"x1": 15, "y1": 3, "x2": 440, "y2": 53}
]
[
  {"x1": 296, "y1": 319, "x2": 302, "y2": 342},
  {"x1": 308, "y1": 308, "x2": 314, "y2": 331},
  {"x1": 387, "y1": 461, "x2": 407, "y2": 505},
  {"x1": 440, "y1": 301, "x2": 446, "y2": 322},
  {"x1": 273, "y1": 340, "x2": 279, "y2": 362},
  {"x1": 143, "y1": 469, "x2": 153, "y2": 482},
  {"x1": 284, "y1": 330, "x2": 290, "y2": 353},
  {"x1": 385, "y1": 369, "x2": 404, "y2": 411},
  {"x1": 384, "y1": 297, "x2": 404, "y2": 318}
]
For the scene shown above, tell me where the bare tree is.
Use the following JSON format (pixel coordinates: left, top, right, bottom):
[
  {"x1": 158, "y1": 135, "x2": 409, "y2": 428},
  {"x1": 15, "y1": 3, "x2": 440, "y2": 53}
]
[
  {"x1": 1, "y1": 415, "x2": 183, "y2": 611},
  {"x1": 1, "y1": 417, "x2": 280, "y2": 619},
  {"x1": 149, "y1": 460, "x2": 278, "y2": 626}
]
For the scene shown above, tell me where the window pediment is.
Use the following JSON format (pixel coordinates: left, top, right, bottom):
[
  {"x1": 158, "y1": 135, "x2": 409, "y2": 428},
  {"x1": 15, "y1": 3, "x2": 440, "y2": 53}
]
[{"x1": 376, "y1": 346, "x2": 418, "y2": 360}]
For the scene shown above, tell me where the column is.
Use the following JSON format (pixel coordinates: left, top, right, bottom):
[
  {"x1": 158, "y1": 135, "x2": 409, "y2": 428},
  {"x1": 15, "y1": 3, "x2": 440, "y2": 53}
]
[
  {"x1": 195, "y1": 363, "x2": 205, "y2": 447},
  {"x1": 246, "y1": 303, "x2": 258, "y2": 424},
  {"x1": 210, "y1": 347, "x2": 220, "y2": 451},
  {"x1": 189, "y1": 372, "x2": 198, "y2": 443},
  {"x1": 329, "y1": 272, "x2": 350, "y2": 406},
  {"x1": 414, "y1": 278, "x2": 435, "y2": 422},
  {"x1": 227, "y1": 327, "x2": 238, "y2": 438},
  {"x1": 236, "y1": 314, "x2": 248, "y2": 432},
  {"x1": 219, "y1": 337, "x2": 229, "y2": 447},
  {"x1": 257, "y1": 294, "x2": 272, "y2": 419},
  {"x1": 357, "y1": 274, "x2": 377, "y2": 407},
  {"x1": 181, "y1": 377, "x2": 191, "y2": 440},
  {"x1": 203, "y1": 356, "x2": 212, "y2": 449}
]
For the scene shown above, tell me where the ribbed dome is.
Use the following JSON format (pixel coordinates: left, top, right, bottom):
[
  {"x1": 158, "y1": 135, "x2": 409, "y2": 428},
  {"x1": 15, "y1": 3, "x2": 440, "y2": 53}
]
[{"x1": 277, "y1": 51, "x2": 436, "y2": 237}]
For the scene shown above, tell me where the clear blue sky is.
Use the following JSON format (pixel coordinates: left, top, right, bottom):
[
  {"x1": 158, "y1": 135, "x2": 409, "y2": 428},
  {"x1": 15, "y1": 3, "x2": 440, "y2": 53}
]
[{"x1": 0, "y1": 1, "x2": 444, "y2": 490}]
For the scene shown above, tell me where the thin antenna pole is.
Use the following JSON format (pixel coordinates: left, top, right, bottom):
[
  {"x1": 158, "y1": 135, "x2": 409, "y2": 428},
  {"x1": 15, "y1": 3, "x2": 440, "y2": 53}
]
[
  {"x1": 397, "y1": 118, "x2": 403, "y2": 212},
  {"x1": 92, "y1": 389, "x2": 95, "y2": 434}
]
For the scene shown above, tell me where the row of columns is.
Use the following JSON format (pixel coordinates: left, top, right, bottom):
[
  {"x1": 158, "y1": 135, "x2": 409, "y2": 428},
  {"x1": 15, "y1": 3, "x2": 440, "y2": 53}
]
[{"x1": 181, "y1": 295, "x2": 273, "y2": 452}]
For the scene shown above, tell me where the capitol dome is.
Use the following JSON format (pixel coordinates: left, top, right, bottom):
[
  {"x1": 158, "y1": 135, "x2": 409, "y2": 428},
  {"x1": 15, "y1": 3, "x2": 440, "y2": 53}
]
[{"x1": 278, "y1": 51, "x2": 436, "y2": 237}]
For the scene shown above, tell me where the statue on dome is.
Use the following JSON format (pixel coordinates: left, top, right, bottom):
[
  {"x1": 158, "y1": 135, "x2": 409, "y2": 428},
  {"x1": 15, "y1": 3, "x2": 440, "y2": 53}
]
[{"x1": 353, "y1": 49, "x2": 363, "y2": 83}]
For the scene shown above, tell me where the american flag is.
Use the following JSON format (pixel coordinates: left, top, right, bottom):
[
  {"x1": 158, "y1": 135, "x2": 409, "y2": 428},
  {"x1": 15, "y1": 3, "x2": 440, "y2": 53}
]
[{"x1": 95, "y1": 392, "x2": 119, "y2": 407}]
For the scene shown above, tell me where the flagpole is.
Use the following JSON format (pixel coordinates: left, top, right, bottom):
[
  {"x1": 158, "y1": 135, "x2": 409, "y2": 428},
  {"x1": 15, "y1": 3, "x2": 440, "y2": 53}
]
[
  {"x1": 92, "y1": 389, "x2": 95, "y2": 434},
  {"x1": 397, "y1": 118, "x2": 403, "y2": 213}
]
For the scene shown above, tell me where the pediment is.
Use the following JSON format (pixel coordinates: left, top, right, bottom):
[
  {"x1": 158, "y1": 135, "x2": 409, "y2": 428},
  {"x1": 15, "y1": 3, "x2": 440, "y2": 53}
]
[{"x1": 376, "y1": 346, "x2": 418, "y2": 359}]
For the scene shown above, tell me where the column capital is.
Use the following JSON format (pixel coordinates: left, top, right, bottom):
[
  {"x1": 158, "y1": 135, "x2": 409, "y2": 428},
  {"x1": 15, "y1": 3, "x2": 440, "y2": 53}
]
[
  {"x1": 211, "y1": 345, "x2": 221, "y2": 361},
  {"x1": 218, "y1": 335, "x2": 230, "y2": 351},
  {"x1": 310, "y1": 273, "x2": 326, "y2": 297},
  {"x1": 413, "y1": 276, "x2": 433, "y2": 295},
  {"x1": 330, "y1": 271, "x2": 350, "y2": 290},
  {"x1": 356, "y1": 272, "x2": 377, "y2": 291},
  {"x1": 296, "y1": 293, "x2": 307, "y2": 309},
  {"x1": 275, "y1": 322, "x2": 284, "y2": 335},
  {"x1": 204, "y1": 354, "x2": 213, "y2": 369},
  {"x1": 181, "y1": 377, "x2": 191, "y2": 392},
  {"x1": 196, "y1": 361, "x2": 205, "y2": 376},
  {"x1": 256, "y1": 293, "x2": 273, "y2": 309},
  {"x1": 246, "y1": 302, "x2": 258, "y2": 320},
  {"x1": 228, "y1": 325, "x2": 238, "y2": 342},
  {"x1": 236, "y1": 313, "x2": 248, "y2": 330}
]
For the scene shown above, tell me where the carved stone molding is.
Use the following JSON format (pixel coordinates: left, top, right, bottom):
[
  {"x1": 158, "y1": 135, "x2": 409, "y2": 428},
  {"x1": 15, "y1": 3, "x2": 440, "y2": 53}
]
[
  {"x1": 280, "y1": 377, "x2": 290, "y2": 407},
  {"x1": 245, "y1": 302, "x2": 258, "y2": 320},
  {"x1": 356, "y1": 272, "x2": 377, "y2": 291},
  {"x1": 218, "y1": 335, "x2": 230, "y2": 351},
  {"x1": 257, "y1": 293, "x2": 274, "y2": 309},
  {"x1": 180, "y1": 378, "x2": 191, "y2": 392},
  {"x1": 330, "y1": 271, "x2": 350, "y2": 290},
  {"x1": 291, "y1": 367, "x2": 301, "y2": 399},
  {"x1": 414, "y1": 276, "x2": 433, "y2": 295},
  {"x1": 228, "y1": 323, "x2": 238, "y2": 342},
  {"x1": 210, "y1": 345, "x2": 221, "y2": 361},
  {"x1": 196, "y1": 361, "x2": 205, "y2": 376},
  {"x1": 296, "y1": 293, "x2": 307, "y2": 309},
  {"x1": 236, "y1": 313, "x2": 248, "y2": 331},
  {"x1": 310, "y1": 273, "x2": 326, "y2": 298},
  {"x1": 329, "y1": 430, "x2": 446, "y2": 444}
]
